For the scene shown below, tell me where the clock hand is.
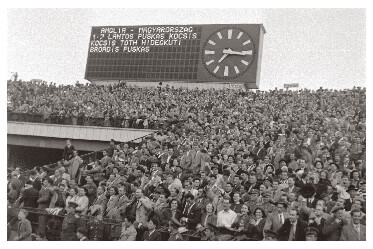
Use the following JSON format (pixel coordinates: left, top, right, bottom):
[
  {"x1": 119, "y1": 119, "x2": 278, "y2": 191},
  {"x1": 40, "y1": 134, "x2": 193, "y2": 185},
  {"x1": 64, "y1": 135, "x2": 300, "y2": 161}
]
[
  {"x1": 218, "y1": 54, "x2": 228, "y2": 63},
  {"x1": 223, "y1": 49, "x2": 244, "y2": 55}
]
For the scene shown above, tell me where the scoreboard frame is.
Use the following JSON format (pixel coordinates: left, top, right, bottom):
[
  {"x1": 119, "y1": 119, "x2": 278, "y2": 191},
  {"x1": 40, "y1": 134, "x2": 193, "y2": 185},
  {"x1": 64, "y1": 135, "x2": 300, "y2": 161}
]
[{"x1": 84, "y1": 24, "x2": 265, "y2": 89}]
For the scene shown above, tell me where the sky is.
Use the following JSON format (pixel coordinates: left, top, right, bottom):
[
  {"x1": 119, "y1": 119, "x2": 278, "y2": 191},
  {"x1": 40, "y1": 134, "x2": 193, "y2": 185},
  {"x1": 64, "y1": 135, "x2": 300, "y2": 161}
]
[{"x1": 7, "y1": 8, "x2": 366, "y2": 90}]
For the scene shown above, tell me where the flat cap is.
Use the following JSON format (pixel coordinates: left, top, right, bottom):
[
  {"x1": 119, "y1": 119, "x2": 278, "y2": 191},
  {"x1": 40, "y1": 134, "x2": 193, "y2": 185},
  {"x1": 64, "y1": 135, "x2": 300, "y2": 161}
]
[{"x1": 249, "y1": 189, "x2": 260, "y2": 195}]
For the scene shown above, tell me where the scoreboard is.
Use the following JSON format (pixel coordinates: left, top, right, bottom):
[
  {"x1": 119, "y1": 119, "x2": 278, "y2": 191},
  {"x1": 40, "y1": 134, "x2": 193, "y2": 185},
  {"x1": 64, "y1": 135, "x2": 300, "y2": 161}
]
[{"x1": 84, "y1": 24, "x2": 265, "y2": 88}]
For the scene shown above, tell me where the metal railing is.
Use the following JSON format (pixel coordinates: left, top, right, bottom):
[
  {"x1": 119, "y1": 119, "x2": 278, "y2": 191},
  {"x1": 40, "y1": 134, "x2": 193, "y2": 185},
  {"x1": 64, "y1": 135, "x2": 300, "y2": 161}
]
[{"x1": 7, "y1": 111, "x2": 161, "y2": 129}]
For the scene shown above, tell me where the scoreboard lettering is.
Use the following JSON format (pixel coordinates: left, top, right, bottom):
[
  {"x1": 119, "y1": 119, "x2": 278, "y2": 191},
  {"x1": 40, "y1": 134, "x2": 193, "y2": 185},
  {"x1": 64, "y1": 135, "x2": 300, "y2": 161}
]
[
  {"x1": 89, "y1": 26, "x2": 198, "y2": 53},
  {"x1": 85, "y1": 24, "x2": 265, "y2": 88}
]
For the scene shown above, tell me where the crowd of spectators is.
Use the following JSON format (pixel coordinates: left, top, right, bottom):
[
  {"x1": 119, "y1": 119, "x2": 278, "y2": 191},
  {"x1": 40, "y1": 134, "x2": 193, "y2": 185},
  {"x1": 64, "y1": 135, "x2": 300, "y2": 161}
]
[{"x1": 7, "y1": 80, "x2": 366, "y2": 241}]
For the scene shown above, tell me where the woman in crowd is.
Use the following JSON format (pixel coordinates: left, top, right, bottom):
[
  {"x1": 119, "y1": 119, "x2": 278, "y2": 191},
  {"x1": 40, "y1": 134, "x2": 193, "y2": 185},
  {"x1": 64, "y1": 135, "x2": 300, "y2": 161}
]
[
  {"x1": 249, "y1": 207, "x2": 267, "y2": 240},
  {"x1": 65, "y1": 187, "x2": 78, "y2": 207}
]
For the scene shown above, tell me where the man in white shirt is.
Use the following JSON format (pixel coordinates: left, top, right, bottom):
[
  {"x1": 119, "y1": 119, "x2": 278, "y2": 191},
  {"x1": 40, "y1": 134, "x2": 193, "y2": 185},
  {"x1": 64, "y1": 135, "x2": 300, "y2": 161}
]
[{"x1": 217, "y1": 197, "x2": 237, "y2": 229}]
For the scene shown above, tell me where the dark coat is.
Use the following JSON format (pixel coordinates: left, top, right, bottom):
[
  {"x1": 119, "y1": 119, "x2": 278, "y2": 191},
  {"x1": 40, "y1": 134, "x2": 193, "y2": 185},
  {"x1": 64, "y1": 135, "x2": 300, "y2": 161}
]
[
  {"x1": 277, "y1": 218, "x2": 307, "y2": 241},
  {"x1": 322, "y1": 217, "x2": 346, "y2": 241},
  {"x1": 249, "y1": 218, "x2": 266, "y2": 241},
  {"x1": 310, "y1": 218, "x2": 326, "y2": 241},
  {"x1": 181, "y1": 203, "x2": 201, "y2": 230},
  {"x1": 20, "y1": 187, "x2": 39, "y2": 208},
  {"x1": 63, "y1": 145, "x2": 75, "y2": 161},
  {"x1": 60, "y1": 213, "x2": 81, "y2": 241},
  {"x1": 142, "y1": 230, "x2": 162, "y2": 241}
]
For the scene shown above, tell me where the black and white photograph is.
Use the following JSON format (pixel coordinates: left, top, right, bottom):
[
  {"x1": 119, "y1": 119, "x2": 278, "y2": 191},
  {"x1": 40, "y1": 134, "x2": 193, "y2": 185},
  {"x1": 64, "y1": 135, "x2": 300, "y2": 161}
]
[{"x1": 3, "y1": 2, "x2": 369, "y2": 247}]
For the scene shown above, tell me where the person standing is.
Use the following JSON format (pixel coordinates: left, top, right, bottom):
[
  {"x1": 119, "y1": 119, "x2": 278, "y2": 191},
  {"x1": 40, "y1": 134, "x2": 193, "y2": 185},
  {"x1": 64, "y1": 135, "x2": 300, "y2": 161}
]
[
  {"x1": 134, "y1": 188, "x2": 154, "y2": 224},
  {"x1": 180, "y1": 192, "x2": 201, "y2": 230},
  {"x1": 68, "y1": 150, "x2": 83, "y2": 180},
  {"x1": 37, "y1": 178, "x2": 53, "y2": 236},
  {"x1": 217, "y1": 197, "x2": 237, "y2": 229},
  {"x1": 277, "y1": 208, "x2": 307, "y2": 241},
  {"x1": 13, "y1": 209, "x2": 32, "y2": 241},
  {"x1": 340, "y1": 209, "x2": 366, "y2": 241},
  {"x1": 263, "y1": 202, "x2": 289, "y2": 235},
  {"x1": 63, "y1": 139, "x2": 75, "y2": 161},
  {"x1": 322, "y1": 206, "x2": 348, "y2": 241}
]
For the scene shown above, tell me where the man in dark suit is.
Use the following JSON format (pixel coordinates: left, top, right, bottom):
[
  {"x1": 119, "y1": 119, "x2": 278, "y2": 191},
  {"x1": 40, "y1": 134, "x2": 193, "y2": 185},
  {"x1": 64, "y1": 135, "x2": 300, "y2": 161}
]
[
  {"x1": 143, "y1": 218, "x2": 162, "y2": 241},
  {"x1": 344, "y1": 185, "x2": 358, "y2": 211},
  {"x1": 295, "y1": 172, "x2": 309, "y2": 189},
  {"x1": 277, "y1": 208, "x2": 307, "y2": 241},
  {"x1": 19, "y1": 180, "x2": 39, "y2": 208},
  {"x1": 29, "y1": 169, "x2": 42, "y2": 191},
  {"x1": 62, "y1": 139, "x2": 75, "y2": 161},
  {"x1": 181, "y1": 193, "x2": 201, "y2": 230}
]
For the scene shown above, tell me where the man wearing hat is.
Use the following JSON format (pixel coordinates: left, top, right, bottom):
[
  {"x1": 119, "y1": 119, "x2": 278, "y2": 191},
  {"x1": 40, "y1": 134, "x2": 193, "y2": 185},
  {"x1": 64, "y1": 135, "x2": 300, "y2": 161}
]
[
  {"x1": 305, "y1": 227, "x2": 319, "y2": 241},
  {"x1": 264, "y1": 201, "x2": 289, "y2": 234},
  {"x1": 345, "y1": 184, "x2": 358, "y2": 211},
  {"x1": 60, "y1": 201, "x2": 81, "y2": 241},
  {"x1": 263, "y1": 229, "x2": 278, "y2": 241},
  {"x1": 259, "y1": 191, "x2": 275, "y2": 215},
  {"x1": 322, "y1": 206, "x2": 347, "y2": 241}
]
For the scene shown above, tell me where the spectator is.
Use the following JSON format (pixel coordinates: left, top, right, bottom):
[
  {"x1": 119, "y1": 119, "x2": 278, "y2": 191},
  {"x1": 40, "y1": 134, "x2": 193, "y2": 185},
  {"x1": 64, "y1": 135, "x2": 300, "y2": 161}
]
[
  {"x1": 13, "y1": 209, "x2": 32, "y2": 241},
  {"x1": 63, "y1": 139, "x2": 75, "y2": 161},
  {"x1": 60, "y1": 202, "x2": 81, "y2": 241},
  {"x1": 277, "y1": 208, "x2": 307, "y2": 241},
  {"x1": 217, "y1": 197, "x2": 237, "y2": 229},
  {"x1": 76, "y1": 227, "x2": 89, "y2": 241},
  {"x1": 75, "y1": 187, "x2": 89, "y2": 215},
  {"x1": 119, "y1": 215, "x2": 137, "y2": 241},
  {"x1": 340, "y1": 209, "x2": 366, "y2": 241}
]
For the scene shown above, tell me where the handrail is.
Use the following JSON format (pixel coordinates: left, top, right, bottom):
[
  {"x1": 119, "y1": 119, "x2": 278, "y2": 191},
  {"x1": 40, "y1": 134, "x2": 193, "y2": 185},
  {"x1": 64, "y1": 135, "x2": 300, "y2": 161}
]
[{"x1": 7, "y1": 111, "x2": 160, "y2": 130}]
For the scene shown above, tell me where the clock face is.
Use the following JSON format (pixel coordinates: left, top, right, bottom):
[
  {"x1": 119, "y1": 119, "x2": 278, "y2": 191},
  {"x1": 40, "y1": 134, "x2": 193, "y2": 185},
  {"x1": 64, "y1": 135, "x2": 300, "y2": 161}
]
[{"x1": 202, "y1": 27, "x2": 255, "y2": 80}]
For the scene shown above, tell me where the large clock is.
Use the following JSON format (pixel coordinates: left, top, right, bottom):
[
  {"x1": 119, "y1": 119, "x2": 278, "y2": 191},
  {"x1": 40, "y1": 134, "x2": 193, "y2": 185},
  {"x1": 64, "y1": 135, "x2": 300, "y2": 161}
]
[{"x1": 202, "y1": 27, "x2": 256, "y2": 80}]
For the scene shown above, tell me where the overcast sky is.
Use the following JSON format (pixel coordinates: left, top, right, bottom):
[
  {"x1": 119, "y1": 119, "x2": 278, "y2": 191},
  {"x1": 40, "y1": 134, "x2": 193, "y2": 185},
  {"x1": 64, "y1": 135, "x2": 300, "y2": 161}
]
[{"x1": 7, "y1": 8, "x2": 365, "y2": 90}]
